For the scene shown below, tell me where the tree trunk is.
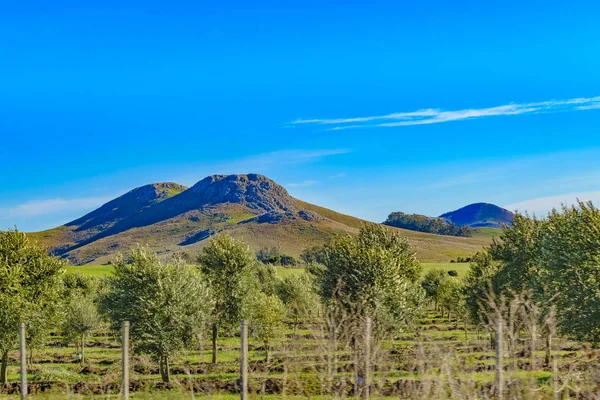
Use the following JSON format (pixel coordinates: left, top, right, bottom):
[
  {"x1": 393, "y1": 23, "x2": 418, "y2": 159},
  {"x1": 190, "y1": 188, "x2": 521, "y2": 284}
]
[
  {"x1": 545, "y1": 333, "x2": 552, "y2": 367},
  {"x1": 0, "y1": 350, "x2": 8, "y2": 386},
  {"x1": 265, "y1": 343, "x2": 270, "y2": 363},
  {"x1": 81, "y1": 336, "x2": 86, "y2": 366},
  {"x1": 159, "y1": 355, "x2": 170, "y2": 383},
  {"x1": 212, "y1": 323, "x2": 218, "y2": 364}
]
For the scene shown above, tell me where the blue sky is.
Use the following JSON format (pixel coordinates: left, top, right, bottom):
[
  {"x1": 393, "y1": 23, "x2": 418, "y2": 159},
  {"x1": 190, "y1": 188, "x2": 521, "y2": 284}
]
[{"x1": 2, "y1": 0, "x2": 600, "y2": 231}]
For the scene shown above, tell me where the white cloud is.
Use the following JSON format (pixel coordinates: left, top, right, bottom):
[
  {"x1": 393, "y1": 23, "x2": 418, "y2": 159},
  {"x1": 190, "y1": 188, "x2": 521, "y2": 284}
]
[
  {"x1": 504, "y1": 191, "x2": 600, "y2": 216},
  {"x1": 292, "y1": 95, "x2": 600, "y2": 130},
  {"x1": 287, "y1": 180, "x2": 320, "y2": 188},
  {"x1": 329, "y1": 173, "x2": 347, "y2": 179},
  {"x1": 5, "y1": 196, "x2": 113, "y2": 218}
]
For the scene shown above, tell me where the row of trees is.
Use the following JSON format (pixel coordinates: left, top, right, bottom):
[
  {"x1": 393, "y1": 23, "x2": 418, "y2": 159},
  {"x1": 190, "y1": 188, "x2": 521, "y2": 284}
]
[
  {"x1": 417, "y1": 201, "x2": 600, "y2": 351},
  {"x1": 383, "y1": 211, "x2": 472, "y2": 237},
  {"x1": 462, "y1": 201, "x2": 600, "y2": 345},
  {"x1": 0, "y1": 225, "x2": 428, "y2": 384}
]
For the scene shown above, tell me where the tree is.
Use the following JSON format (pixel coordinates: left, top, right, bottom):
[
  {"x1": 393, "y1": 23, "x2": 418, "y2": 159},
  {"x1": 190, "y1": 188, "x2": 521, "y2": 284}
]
[
  {"x1": 421, "y1": 268, "x2": 447, "y2": 310},
  {"x1": 488, "y1": 213, "x2": 543, "y2": 294},
  {"x1": 311, "y1": 224, "x2": 423, "y2": 332},
  {"x1": 197, "y1": 234, "x2": 257, "y2": 363},
  {"x1": 247, "y1": 292, "x2": 287, "y2": 362},
  {"x1": 60, "y1": 272, "x2": 103, "y2": 365},
  {"x1": 299, "y1": 245, "x2": 327, "y2": 265},
  {"x1": 0, "y1": 229, "x2": 64, "y2": 384},
  {"x1": 100, "y1": 247, "x2": 212, "y2": 382},
  {"x1": 463, "y1": 251, "x2": 501, "y2": 325},
  {"x1": 538, "y1": 201, "x2": 600, "y2": 344},
  {"x1": 437, "y1": 277, "x2": 466, "y2": 320},
  {"x1": 61, "y1": 294, "x2": 100, "y2": 366},
  {"x1": 276, "y1": 272, "x2": 320, "y2": 327}
]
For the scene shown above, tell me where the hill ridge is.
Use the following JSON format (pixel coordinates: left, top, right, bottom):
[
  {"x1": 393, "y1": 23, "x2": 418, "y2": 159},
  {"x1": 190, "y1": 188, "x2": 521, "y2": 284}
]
[
  {"x1": 440, "y1": 202, "x2": 514, "y2": 228},
  {"x1": 29, "y1": 174, "x2": 493, "y2": 265}
]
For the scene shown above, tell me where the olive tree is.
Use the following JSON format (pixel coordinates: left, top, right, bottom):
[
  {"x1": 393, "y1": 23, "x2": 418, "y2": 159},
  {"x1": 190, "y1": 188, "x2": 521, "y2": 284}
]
[
  {"x1": 276, "y1": 272, "x2": 320, "y2": 327},
  {"x1": 197, "y1": 234, "x2": 257, "y2": 363},
  {"x1": 421, "y1": 268, "x2": 447, "y2": 310},
  {"x1": 247, "y1": 292, "x2": 287, "y2": 362},
  {"x1": 312, "y1": 224, "x2": 424, "y2": 333},
  {"x1": 61, "y1": 293, "x2": 100, "y2": 365},
  {"x1": 538, "y1": 201, "x2": 600, "y2": 344},
  {"x1": 0, "y1": 229, "x2": 64, "y2": 383},
  {"x1": 101, "y1": 247, "x2": 213, "y2": 382}
]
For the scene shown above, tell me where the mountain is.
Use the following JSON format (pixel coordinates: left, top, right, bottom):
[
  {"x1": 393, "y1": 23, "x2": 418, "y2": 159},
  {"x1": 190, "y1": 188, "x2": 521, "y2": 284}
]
[
  {"x1": 439, "y1": 203, "x2": 515, "y2": 228},
  {"x1": 29, "y1": 174, "x2": 493, "y2": 265}
]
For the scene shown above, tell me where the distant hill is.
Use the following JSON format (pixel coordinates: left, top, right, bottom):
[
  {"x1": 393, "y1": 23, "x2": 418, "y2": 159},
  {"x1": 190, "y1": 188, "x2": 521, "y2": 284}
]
[
  {"x1": 29, "y1": 174, "x2": 493, "y2": 265},
  {"x1": 382, "y1": 212, "x2": 472, "y2": 237},
  {"x1": 440, "y1": 203, "x2": 514, "y2": 228}
]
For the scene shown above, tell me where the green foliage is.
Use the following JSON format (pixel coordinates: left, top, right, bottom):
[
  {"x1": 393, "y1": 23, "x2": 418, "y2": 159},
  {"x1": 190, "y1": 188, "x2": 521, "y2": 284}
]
[
  {"x1": 247, "y1": 292, "x2": 286, "y2": 360},
  {"x1": 383, "y1": 212, "x2": 472, "y2": 237},
  {"x1": 463, "y1": 251, "x2": 500, "y2": 324},
  {"x1": 538, "y1": 202, "x2": 600, "y2": 343},
  {"x1": 437, "y1": 277, "x2": 466, "y2": 319},
  {"x1": 421, "y1": 268, "x2": 447, "y2": 307},
  {"x1": 256, "y1": 246, "x2": 297, "y2": 266},
  {"x1": 311, "y1": 224, "x2": 424, "y2": 331},
  {"x1": 198, "y1": 234, "x2": 257, "y2": 329},
  {"x1": 60, "y1": 293, "x2": 100, "y2": 364},
  {"x1": 252, "y1": 262, "x2": 279, "y2": 296},
  {"x1": 276, "y1": 273, "x2": 320, "y2": 322},
  {"x1": 465, "y1": 201, "x2": 600, "y2": 344},
  {"x1": 299, "y1": 245, "x2": 327, "y2": 265},
  {"x1": 488, "y1": 213, "x2": 543, "y2": 294},
  {"x1": 100, "y1": 247, "x2": 212, "y2": 382},
  {"x1": 0, "y1": 228, "x2": 65, "y2": 379}
]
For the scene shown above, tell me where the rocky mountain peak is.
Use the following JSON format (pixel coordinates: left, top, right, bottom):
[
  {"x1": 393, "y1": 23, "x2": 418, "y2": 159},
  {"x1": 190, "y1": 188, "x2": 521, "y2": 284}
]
[{"x1": 188, "y1": 174, "x2": 296, "y2": 214}]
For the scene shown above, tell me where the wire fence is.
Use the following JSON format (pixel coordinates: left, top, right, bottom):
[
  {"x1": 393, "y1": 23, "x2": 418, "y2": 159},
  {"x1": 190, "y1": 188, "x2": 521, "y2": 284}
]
[{"x1": 4, "y1": 304, "x2": 600, "y2": 399}]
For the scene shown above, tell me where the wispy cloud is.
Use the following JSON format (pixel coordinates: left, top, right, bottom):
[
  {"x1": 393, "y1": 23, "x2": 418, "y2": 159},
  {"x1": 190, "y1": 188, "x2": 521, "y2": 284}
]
[
  {"x1": 329, "y1": 173, "x2": 347, "y2": 179},
  {"x1": 287, "y1": 180, "x2": 320, "y2": 188},
  {"x1": 504, "y1": 191, "x2": 600, "y2": 216},
  {"x1": 5, "y1": 196, "x2": 113, "y2": 218},
  {"x1": 292, "y1": 96, "x2": 600, "y2": 130}
]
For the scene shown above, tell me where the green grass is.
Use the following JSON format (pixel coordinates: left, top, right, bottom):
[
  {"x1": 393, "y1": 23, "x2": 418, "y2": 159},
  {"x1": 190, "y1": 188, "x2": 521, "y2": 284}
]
[
  {"x1": 68, "y1": 263, "x2": 471, "y2": 279},
  {"x1": 65, "y1": 265, "x2": 114, "y2": 277},
  {"x1": 422, "y1": 262, "x2": 470, "y2": 277}
]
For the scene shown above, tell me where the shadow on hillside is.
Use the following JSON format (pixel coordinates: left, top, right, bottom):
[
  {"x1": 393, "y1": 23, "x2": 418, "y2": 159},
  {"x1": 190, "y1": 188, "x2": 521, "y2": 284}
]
[{"x1": 179, "y1": 229, "x2": 214, "y2": 246}]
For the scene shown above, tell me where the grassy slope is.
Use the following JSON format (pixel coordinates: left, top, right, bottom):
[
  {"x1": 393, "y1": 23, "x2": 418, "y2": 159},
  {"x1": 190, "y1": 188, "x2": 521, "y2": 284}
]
[
  {"x1": 35, "y1": 199, "x2": 492, "y2": 265},
  {"x1": 296, "y1": 199, "x2": 492, "y2": 262}
]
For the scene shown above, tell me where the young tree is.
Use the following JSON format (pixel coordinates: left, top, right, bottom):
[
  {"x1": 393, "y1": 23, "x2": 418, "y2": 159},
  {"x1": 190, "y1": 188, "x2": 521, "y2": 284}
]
[
  {"x1": 101, "y1": 247, "x2": 213, "y2": 382},
  {"x1": 421, "y1": 268, "x2": 447, "y2": 310},
  {"x1": 0, "y1": 229, "x2": 65, "y2": 383},
  {"x1": 61, "y1": 293, "x2": 100, "y2": 365},
  {"x1": 276, "y1": 272, "x2": 320, "y2": 327},
  {"x1": 247, "y1": 292, "x2": 287, "y2": 362},
  {"x1": 197, "y1": 234, "x2": 257, "y2": 363},
  {"x1": 311, "y1": 224, "x2": 423, "y2": 332},
  {"x1": 463, "y1": 251, "x2": 501, "y2": 325}
]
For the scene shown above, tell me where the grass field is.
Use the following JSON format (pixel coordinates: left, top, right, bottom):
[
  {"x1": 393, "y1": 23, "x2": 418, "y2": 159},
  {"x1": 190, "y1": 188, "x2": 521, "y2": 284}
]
[
  {"x1": 421, "y1": 262, "x2": 470, "y2": 277},
  {"x1": 66, "y1": 263, "x2": 472, "y2": 279}
]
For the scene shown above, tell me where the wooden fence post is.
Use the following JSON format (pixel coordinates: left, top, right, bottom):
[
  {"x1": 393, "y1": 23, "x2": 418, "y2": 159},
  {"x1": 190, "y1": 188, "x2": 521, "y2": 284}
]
[
  {"x1": 122, "y1": 321, "x2": 130, "y2": 400},
  {"x1": 240, "y1": 320, "x2": 248, "y2": 400},
  {"x1": 19, "y1": 323, "x2": 27, "y2": 400},
  {"x1": 496, "y1": 314, "x2": 504, "y2": 400},
  {"x1": 363, "y1": 317, "x2": 371, "y2": 400}
]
